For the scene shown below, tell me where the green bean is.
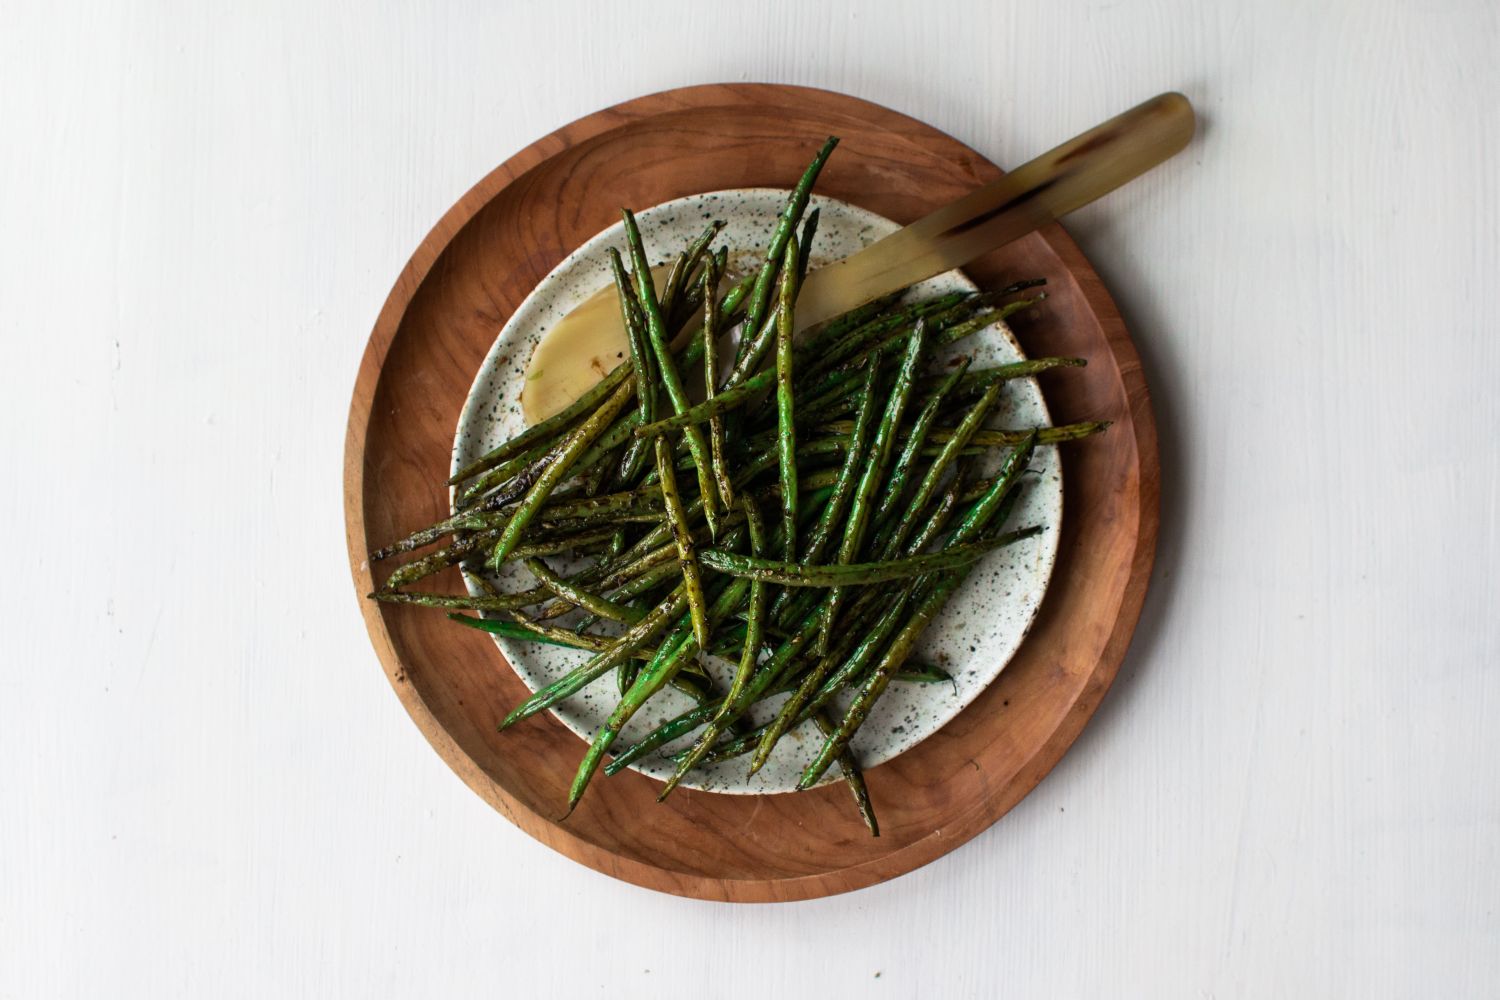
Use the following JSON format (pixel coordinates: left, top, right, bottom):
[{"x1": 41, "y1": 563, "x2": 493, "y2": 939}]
[
  {"x1": 789, "y1": 492, "x2": 1005, "y2": 733},
  {"x1": 462, "y1": 567, "x2": 502, "y2": 598},
  {"x1": 589, "y1": 540, "x2": 680, "y2": 594},
  {"x1": 603, "y1": 700, "x2": 722, "y2": 776},
  {"x1": 817, "y1": 710, "x2": 878, "y2": 836},
  {"x1": 370, "y1": 586, "x2": 548, "y2": 612},
  {"x1": 584, "y1": 450, "x2": 758, "y2": 585},
  {"x1": 954, "y1": 422, "x2": 1106, "y2": 448},
  {"x1": 906, "y1": 482, "x2": 961, "y2": 555},
  {"x1": 539, "y1": 484, "x2": 666, "y2": 520},
  {"x1": 731, "y1": 136, "x2": 838, "y2": 378},
  {"x1": 892, "y1": 660, "x2": 956, "y2": 687},
  {"x1": 662, "y1": 221, "x2": 722, "y2": 318},
  {"x1": 507, "y1": 610, "x2": 624, "y2": 651},
  {"x1": 568, "y1": 408, "x2": 643, "y2": 484},
  {"x1": 600, "y1": 663, "x2": 800, "y2": 777},
  {"x1": 523, "y1": 558, "x2": 642, "y2": 624},
  {"x1": 635, "y1": 423, "x2": 831, "y2": 554},
  {"x1": 508, "y1": 527, "x2": 619, "y2": 558},
  {"x1": 774, "y1": 237, "x2": 800, "y2": 559},
  {"x1": 700, "y1": 256, "x2": 735, "y2": 510},
  {"x1": 384, "y1": 528, "x2": 499, "y2": 589},
  {"x1": 657, "y1": 597, "x2": 826, "y2": 800},
  {"x1": 826, "y1": 318, "x2": 926, "y2": 628},
  {"x1": 465, "y1": 450, "x2": 554, "y2": 515},
  {"x1": 813, "y1": 418, "x2": 1109, "y2": 451},
  {"x1": 796, "y1": 205, "x2": 820, "y2": 273},
  {"x1": 674, "y1": 586, "x2": 890, "y2": 765},
  {"x1": 799, "y1": 434, "x2": 1038, "y2": 786},
  {"x1": 621, "y1": 209, "x2": 723, "y2": 538},
  {"x1": 686, "y1": 228, "x2": 724, "y2": 290},
  {"x1": 803, "y1": 395, "x2": 859, "y2": 427},
  {"x1": 635, "y1": 368, "x2": 774, "y2": 438},
  {"x1": 798, "y1": 467, "x2": 840, "y2": 492},
  {"x1": 658, "y1": 251, "x2": 689, "y2": 316},
  {"x1": 794, "y1": 361, "x2": 890, "y2": 427},
  {"x1": 608, "y1": 552, "x2": 687, "y2": 602},
  {"x1": 586, "y1": 517, "x2": 672, "y2": 583},
  {"x1": 983, "y1": 276, "x2": 1048, "y2": 301},
  {"x1": 609, "y1": 589, "x2": 680, "y2": 694},
  {"x1": 951, "y1": 434, "x2": 1037, "y2": 538},
  {"x1": 710, "y1": 641, "x2": 951, "y2": 777},
  {"x1": 872, "y1": 358, "x2": 970, "y2": 526},
  {"x1": 512, "y1": 485, "x2": 644, "y2": 520},
  {"x1": 448, "y1": 612, "x2": 633, "y2": 654},
  {"x1": 802, "y1": 291, "x2": 968, "y2": 379},
  {"x1": 931, "y1": 297, "x2": 1039, "y2": 350},
  {"x1": 529, "y1": 509, "x2": 662, "y2": 538},
  {"x1": 793, "y1": 289, "x2": 905, "y2": 361},
  {"x1": 768, "y1": 365, "x2": 876, "y2": 640},
  {"x1": 799, "y1": 582, "x2": 954, "y2": 789},
  {"x1": 531, "y1": 549, "x2": 676, "y2": 622},
  {"x1": 940, "y1": 355, "x2": 1085, "y2": 395},
  {"x1": 670, "y1": 265, "x2": 714, "y2": 337},
  {"x1": 393, "y1": 494, "x2": 645, "y2": 587},
  {"x1": 719, "y1": 496, "x2": 768, "y2": 724},
  {"x1": 486, "y1": 376, "x2": 634, "y2": 568},
  {"x1": 615, "y1": 434, "x2": 652, "y2": 491},
  {"x1": 551, "y1": 318, "x2": 746, "y2": 491},
  {"x1": 798, "y1": 344, "x2": 878, "y2": 394},
  {"x1": 798, "y1": 359, "x2": 876, "y2": 554},
  {"x1": 669, "y1": 720, "x2": 755, "y2": 766},
  {"x1": 383, "y1": 477, "x2": 660, "y2": 587},
  {"x1": 600, "y1": 677, "x2": 798, "y2": 779},
  {"x1": 705, "y1": 595, "x2": 907, "y2": 767},
  {"x1": 448, "y1": 361, "x2": 630, "y2": 486},
  {"x1": 453, "y1": 435, "x2": 557, "y2": 513},
  {"x1": 669, "y1": 665, "x2": 715, "y2": 706},
  {"x1": 794, "y1": 590, "x2": 919, "y2": 782},
  {"x1": 714, "y1": 272, "x2": 755, "y2": 330},
  {"x1": 498, "y1": 585, "x2": 687, "y2": 729},
  {"x1": 655, "y1": 436, "x2": 711, "y2": 655},
  {"x1": 582, "y1": 451, "x2": 615, "y2": 497},
  {"x1": 876, "y1": 382, "x2": 1004, "y2": 560},
  {"x1": 797, "y1": 366, "x2": 867, "y2": 413},
  {"x1": 610, "y1": 248, "x2": 656, "y2": 481},
  {"x1": 674, "y1": 720, "x2": 768, "y2": 766},
  {"x1": 701, "y1": 528, "x2": 1039, "y2": 586},
  {"x1": 372, "y1": 225, "x2": 1091, "y2": 817},
  {"x1": 567, "y1": 575, "x2": 754, "y2": 811},
  {"x1": 750, "y1": 668, "x2": 833, "y2": 777},
  {"x1": 850, "y1": 297, "x2": 1029, "y2": 365},
  {"x1": 742, "y1": 587, "x2": 901, "y2": 774},
  {"x1": 804, "y1": 292, "x2": 969, "y2": 377}
]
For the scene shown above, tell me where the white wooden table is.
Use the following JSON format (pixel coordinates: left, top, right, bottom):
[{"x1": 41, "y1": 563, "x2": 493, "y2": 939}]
[{"x1": 3, "y1": 1, "x2": 1496, "y2": 996}]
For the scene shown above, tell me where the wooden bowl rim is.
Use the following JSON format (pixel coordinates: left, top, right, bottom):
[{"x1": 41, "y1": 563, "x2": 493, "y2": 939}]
[{"x1": 344, "y1": 82, "x2": 1159, "y2": 902}]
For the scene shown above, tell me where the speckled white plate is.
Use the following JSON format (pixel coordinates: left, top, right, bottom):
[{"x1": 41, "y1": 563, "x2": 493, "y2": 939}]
[{"x1": 452, "y1": 189, "x2": 1061, "y2": 794}]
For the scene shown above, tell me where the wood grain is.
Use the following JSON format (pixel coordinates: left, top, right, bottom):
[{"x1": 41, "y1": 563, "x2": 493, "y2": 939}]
[{"x1": 344, "y1": 83, "x2": 1157, "y2": 901}]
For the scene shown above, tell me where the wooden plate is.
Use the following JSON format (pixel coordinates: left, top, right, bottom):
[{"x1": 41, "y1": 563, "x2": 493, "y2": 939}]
[{"x1": 344, "y1": 83, "x2": 1159, "y2": 902}]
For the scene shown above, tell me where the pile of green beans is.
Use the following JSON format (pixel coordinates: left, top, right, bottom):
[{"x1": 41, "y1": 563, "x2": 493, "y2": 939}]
[{"x1": 367, "y1": 137, "x2": 1106, "y2": 835}]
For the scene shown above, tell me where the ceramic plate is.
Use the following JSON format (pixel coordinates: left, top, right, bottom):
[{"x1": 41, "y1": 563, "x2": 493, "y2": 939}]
[{"x1": 450, "y1": 189, "x2": 1061, "y2": 793}]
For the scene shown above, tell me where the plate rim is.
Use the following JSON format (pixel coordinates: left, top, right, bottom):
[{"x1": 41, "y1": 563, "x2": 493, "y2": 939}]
[{"x1": 344, "y1": 82, "x2": 1159, "y2": 902}]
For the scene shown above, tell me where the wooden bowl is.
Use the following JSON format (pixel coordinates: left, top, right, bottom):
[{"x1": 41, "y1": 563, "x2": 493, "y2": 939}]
[{"x1": 344, "y1": 83, "x2": 1159, "y2": 902}]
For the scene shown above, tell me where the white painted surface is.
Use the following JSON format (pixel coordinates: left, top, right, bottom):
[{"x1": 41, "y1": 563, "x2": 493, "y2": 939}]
[{"x1": 2, "y1": 0, "x2": 1496, "y2": 996}]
